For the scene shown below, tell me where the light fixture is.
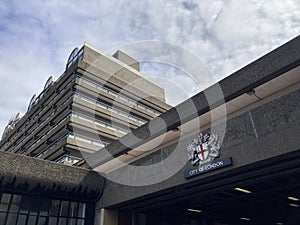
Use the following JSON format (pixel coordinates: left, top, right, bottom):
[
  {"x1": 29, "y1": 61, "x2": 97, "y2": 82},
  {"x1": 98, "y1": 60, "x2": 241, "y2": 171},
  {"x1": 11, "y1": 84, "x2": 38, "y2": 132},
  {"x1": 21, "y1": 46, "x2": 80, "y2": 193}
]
[
  {"x1": 288, "y1": 196, "x2": 299, "y2": 201},
  {"x1": 187, "y1": 208, "x2": 202, "y2": 213},
  {"x1": 172, "y1": 127, "x2": 180, "y2": 132},
  {"x1": 234, "y1": 187, "x2": 252, "y2": 194},
  {"x1": 289, "y1": 203, "x2": 300, "y2": 207},
  {"x1": 246, "y1": 90, "x2": 255, "y2": 96},
  {"x1": 276, "y1": 223, "x2": 283, "y2": 225},
  {"x1": 240, "y1": 217, "x2": 250, "y2": 221}
]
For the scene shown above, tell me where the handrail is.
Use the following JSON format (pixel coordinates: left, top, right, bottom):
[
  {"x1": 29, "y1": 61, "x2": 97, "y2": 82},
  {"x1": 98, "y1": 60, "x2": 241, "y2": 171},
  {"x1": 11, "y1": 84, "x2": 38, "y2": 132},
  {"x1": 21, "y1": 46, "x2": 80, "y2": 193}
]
[
  {"x1": 72, "y1": 112, "x2": 129, "y2": 134},
  {"x1": 79, "y1": 76, "x2": 161, "y2": 116},
  {"x1": 68, "y1": 133, "x2": 109, "y2": 147},
  {"x1": 75, "y1": 93, "x2": 147, "y2": 124}
]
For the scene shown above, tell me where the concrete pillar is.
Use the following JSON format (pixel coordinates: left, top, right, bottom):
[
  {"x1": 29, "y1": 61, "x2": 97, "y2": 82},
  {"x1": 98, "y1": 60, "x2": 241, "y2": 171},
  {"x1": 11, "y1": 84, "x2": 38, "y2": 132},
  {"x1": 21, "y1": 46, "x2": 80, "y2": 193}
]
[{"x1": 94, "y1": 207, "x2": 119, "y2": 225}]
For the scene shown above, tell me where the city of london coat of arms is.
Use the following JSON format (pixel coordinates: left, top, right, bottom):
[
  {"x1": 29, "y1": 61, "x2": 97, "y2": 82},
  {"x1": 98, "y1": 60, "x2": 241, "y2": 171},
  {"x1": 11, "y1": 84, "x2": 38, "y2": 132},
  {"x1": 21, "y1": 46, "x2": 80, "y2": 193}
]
[{"x1": 187, "y1": 132, "x2": 221, "y2": 166}]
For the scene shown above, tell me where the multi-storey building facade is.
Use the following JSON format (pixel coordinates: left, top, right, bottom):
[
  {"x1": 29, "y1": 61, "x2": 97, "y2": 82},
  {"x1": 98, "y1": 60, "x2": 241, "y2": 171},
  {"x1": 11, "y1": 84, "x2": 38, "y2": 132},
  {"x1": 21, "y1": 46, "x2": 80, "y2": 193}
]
[
  {"x1": 0, "y1": 44, "x2": 170, "y2": 165},
  {"x1": 0, "y1": 35, "x2": 299, "y2": 225}
]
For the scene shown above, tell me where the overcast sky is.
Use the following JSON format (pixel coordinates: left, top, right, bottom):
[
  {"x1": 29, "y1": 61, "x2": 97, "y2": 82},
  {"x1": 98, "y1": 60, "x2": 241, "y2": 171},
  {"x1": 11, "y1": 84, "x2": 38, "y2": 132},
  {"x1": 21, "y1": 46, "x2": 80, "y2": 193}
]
[{"x1": 0, "y1": 0, "x2": 299, "y2": 135}]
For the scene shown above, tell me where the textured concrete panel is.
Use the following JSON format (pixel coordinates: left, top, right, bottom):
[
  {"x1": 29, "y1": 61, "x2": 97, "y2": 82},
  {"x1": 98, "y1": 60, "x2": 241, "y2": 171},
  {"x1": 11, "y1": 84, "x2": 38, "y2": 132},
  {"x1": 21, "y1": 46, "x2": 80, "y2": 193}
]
[
  {"x1": 100, "y1": 88, "x2": 300, "y2": 207},
  {"x1": 0, "y1": 151, "x2": 105, "y2": 201},
  {"x1": 86, "y1": 35, "x2": 300, "y2": 168},
  {"x1": 250, "y1": 90, "x2": 300, "y2": 137}
]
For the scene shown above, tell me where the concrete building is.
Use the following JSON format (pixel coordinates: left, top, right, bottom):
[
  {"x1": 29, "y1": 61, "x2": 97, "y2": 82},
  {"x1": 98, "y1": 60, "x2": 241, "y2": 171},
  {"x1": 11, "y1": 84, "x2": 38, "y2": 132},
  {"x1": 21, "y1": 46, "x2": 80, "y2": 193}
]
[
  {"x1": 0, "y1": 35, "x2": 300, "y2": 225},
  {"x1": 0, "y1": 151, "x2": 104, "y2": 225},
  {"x1": 0, "y1": 44, "x2": 170, "y2": 166}
]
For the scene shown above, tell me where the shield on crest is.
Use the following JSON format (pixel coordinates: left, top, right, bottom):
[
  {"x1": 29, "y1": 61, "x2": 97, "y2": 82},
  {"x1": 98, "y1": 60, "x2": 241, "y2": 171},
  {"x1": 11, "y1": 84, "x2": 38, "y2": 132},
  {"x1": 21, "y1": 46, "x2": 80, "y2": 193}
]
[{"x1": 196, "y1": 142, "x2": 209, "y2": 161}]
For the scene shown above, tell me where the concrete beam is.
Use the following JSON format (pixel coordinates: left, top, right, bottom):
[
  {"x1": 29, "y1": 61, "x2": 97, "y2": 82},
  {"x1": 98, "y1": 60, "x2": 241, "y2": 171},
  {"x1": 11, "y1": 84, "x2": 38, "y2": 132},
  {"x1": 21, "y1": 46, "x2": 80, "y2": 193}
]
[{"x1": 0, "y1": 151, "x2": 105, "y2": 202}]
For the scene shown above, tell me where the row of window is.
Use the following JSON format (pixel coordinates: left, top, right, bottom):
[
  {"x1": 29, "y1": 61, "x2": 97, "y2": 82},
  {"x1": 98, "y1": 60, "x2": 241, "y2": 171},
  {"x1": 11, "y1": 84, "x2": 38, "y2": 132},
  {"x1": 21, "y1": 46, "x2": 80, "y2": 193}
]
[
  {"x1": 36, "y1": 132, "x2": 70, "y2": 159},
  {"x1": 68, "y1": 133, "x2": 108, "y2": 148},
  {"x1": 26, "y1": 110, "x2": 72, "y2": 154},
  {"x1": 0, "y1": 214, "x2": 85, "y2": 225},
  {"x1": 35, "y1": 131, "x2": 108, "y2": 162},
  {"x1": 2, "y1": 74, "x2": 76, "y2": 152},
  {"x1": 72, "y1": 112, "x2": 129, "y2": 135},
  {"x1": 0, "y1": 192, "x2": 87, "y2": 225},
  {"x1": 80, "y1": 75, "x2": 162, "y2": 116},
  {"x1": 23, "y1": 90, "x2": 139, "y2": 155},
  {"x1": 75, "y1": 93, "x2": 147, "y2": 124},
  {"x1": 67, "y1": 51, "x2": 162, "y2": 117},
  {"x1": 11, "y1": 108, "x2": 71, "y2": 157}
]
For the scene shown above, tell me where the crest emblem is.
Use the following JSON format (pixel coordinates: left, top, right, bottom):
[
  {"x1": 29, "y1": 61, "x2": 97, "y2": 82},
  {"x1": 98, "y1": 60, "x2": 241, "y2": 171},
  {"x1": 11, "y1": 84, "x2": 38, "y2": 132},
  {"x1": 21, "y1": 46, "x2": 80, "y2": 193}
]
[{"x1": 187, "y1": 132, "x2": 221, "y2": 166}]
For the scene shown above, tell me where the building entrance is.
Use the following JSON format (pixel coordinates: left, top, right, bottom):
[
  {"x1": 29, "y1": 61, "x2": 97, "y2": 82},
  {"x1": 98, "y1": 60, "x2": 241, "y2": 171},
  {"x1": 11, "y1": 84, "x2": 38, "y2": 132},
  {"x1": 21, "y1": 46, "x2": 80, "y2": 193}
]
[{"x1": 105, "y1": 151, "x2": 300, "y2": 225}]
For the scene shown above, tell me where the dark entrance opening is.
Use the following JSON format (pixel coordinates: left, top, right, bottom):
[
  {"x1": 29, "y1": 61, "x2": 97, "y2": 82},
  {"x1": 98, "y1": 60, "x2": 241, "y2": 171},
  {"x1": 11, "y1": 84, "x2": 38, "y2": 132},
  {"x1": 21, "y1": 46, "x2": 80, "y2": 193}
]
[{"x1": 112, "y1": 151, "x2": 300, "y2": 225}]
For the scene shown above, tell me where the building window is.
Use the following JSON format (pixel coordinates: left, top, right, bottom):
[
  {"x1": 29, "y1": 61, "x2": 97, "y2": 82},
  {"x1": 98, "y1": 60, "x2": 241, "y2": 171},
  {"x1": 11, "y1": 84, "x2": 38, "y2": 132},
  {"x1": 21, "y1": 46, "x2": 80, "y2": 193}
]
[{"x1": 0, "y1": 192, "x2": 89, "y2": 225}]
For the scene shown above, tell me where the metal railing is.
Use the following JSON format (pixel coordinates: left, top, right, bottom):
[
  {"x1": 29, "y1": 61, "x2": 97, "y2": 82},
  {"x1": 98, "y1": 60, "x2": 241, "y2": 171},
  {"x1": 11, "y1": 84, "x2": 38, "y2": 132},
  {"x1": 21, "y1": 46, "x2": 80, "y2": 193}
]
[
  {"x1": 75, "y1": 93, "x2": 147, "y2": 124},
  {"x1": 80, "y1": 76, "x2": 161, "y2": 116},
  {"x1": 72, "y1": 112, "x2": 129, "y2": 135}
]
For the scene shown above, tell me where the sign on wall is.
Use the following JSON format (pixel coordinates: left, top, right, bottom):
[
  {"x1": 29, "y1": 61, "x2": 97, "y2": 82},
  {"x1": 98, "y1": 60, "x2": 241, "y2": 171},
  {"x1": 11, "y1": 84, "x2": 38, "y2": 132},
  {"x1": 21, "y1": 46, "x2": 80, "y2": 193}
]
[{"x1": 184, "y1": 132, "x2": 232, "y2": 179}]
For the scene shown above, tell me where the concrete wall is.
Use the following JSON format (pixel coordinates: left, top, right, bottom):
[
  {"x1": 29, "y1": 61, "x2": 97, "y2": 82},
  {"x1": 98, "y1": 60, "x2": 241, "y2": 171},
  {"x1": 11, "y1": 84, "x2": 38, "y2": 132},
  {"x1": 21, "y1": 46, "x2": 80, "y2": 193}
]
[
  {"x1": 99, "y1": 87, "x2": 300, "y2": 207},
  {"x1": 112, "y1": 50, "x2": 140, "y2": 72},
  {"x1": 81, "y1": 44, "x2": 167, "y2": 104},
  {"x1": 0, "y1": 151, "x2": 105, "y2": 202},
  {"x1": 85, "y1": 35, "x2": 300, "y2": 169}
]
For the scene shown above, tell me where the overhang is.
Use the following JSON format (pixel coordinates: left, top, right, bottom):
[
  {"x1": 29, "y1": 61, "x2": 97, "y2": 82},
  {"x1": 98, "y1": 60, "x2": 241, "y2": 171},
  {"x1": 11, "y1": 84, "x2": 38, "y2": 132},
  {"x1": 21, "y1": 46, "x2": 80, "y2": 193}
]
[
  {"x1": 0, "y1": 151, "x2": 105, "y2": 202},
  {"x1": 85, "y1": 35, "x2": 300, "y2": 171}
]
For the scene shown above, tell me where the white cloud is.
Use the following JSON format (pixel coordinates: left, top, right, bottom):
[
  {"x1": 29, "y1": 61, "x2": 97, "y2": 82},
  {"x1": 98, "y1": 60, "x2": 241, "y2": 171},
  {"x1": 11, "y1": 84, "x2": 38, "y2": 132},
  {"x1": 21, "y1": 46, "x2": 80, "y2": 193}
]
[{"x1": 0, "y1": 0, "x2": 299, "y2": 135}]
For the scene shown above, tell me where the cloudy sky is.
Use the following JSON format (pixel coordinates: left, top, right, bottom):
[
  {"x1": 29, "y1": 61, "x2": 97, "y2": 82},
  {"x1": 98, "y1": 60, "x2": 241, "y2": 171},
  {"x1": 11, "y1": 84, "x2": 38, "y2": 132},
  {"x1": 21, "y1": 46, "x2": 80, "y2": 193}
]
[{"x1": 0, "y1": 0, "x2": 299, "y2": 135}]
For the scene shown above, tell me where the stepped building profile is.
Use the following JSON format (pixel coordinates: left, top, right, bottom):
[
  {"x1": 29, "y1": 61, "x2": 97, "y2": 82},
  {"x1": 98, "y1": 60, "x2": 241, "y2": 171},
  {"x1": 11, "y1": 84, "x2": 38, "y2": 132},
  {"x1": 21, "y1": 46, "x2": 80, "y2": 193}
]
[
  {"x1": 0, "y1": 44, "x2": 170, "y2": 166},
  {"x1": 0, "y1": 36, "x2": 299, "y2": 225}
]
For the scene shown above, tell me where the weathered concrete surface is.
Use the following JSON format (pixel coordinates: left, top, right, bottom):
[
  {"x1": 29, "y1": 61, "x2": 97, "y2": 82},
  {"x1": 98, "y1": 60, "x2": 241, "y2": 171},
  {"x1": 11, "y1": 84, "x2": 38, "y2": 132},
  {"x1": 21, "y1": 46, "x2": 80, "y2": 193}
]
[
  {"x1": 100, "y1": 87, "x2": 300, "y2": 207},
  {"x1": 0, "y1": 151, "x2": 105, "y2": 202},
  {"x1": 86, "y1": 35, "x2": 300, "y2": 168}
]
